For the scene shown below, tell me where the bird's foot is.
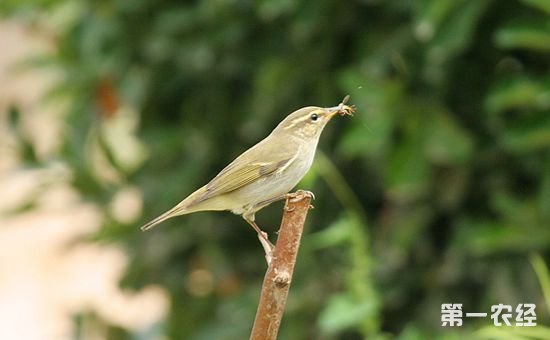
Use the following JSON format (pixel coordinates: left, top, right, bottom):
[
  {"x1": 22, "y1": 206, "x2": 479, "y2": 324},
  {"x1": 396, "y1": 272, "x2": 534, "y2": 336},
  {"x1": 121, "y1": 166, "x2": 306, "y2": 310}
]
[
  {"x1": 284, "y1": 190, "x2": 315, "y2": 211},
  {"x1": 291, "y1": 190, "x2": 315, "y2": 201}
]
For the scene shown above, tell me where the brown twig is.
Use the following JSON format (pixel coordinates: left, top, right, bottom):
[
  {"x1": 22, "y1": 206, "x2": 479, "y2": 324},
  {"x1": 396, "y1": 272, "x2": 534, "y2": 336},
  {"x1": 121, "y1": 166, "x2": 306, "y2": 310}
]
[{"x1": 249, "y1": 190, "x2": 313, "y2": 340}]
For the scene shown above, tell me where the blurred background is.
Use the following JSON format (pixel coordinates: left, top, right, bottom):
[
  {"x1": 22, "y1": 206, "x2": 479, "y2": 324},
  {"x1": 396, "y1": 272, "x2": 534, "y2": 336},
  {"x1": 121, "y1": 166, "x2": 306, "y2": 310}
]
[{"x1": 1, "y1": 0, "x2": 549, "y2": 339}]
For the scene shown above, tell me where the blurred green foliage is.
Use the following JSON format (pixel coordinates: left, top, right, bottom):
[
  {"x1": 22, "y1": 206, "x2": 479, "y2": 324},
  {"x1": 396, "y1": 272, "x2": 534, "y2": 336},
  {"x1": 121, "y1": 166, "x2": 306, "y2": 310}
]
[{"x1": 3, "y1": 0, "x2": 550, "y2": 338}]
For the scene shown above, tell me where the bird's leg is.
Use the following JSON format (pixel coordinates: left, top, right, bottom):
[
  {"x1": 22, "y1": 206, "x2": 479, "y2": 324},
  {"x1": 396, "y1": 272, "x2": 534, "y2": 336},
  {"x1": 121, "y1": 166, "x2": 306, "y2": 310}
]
[
  {"x1": 243, "y1": 214, "x2": 274, "y2": 265},
  {"x1": 243, "y1": 191, "x2": 315, "y2": 264}
]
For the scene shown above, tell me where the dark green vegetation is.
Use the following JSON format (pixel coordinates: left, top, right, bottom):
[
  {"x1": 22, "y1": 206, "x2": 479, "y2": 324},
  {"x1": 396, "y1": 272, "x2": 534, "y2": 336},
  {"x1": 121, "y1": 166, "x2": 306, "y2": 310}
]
[{"x1": 3, "y1": 0, "x2": 550, "y2": 338}]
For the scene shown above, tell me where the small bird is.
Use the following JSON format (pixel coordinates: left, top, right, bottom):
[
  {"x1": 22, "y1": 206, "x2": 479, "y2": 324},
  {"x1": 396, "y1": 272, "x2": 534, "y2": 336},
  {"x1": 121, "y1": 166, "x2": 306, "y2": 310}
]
[{"x1": 141, "y1": 97, "x2": 354, "y2": 260}]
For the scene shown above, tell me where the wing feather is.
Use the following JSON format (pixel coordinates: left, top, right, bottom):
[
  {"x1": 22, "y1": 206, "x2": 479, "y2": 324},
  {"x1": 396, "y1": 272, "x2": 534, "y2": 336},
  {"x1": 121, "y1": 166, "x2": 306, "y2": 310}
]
[{"x1": 193, "y1": 153, "x2": 292, "y2": 204}]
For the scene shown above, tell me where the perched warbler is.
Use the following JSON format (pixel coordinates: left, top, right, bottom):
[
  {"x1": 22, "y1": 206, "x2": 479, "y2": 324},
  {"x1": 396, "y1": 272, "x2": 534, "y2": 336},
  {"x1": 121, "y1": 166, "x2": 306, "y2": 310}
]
[{"x1": 141, "y1": 97, "x2": 354, "y2": 259}]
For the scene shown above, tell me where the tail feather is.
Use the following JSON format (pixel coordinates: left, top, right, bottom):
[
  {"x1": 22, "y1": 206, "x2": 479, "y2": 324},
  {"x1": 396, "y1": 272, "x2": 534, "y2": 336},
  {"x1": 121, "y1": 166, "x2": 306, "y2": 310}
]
[
  {"x1": 140, "y1": 204, "x2": 188, "y2": 231},
  {"x1": 140, "y1": 186, "x2": 209, "y2": 231}
]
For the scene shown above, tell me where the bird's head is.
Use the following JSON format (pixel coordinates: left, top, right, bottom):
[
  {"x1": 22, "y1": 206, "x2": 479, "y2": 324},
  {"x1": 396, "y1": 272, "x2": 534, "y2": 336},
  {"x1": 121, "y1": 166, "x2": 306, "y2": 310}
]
[{"x1": 274, "y1": 99, "x2": 354, "y2": 139}]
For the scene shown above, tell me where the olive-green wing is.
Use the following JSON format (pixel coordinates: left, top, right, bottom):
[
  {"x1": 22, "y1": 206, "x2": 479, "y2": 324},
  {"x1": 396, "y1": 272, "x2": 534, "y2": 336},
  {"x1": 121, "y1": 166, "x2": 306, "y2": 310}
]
[{"x1": 194, "y1": 156, "x2": 292, "y2": 204}]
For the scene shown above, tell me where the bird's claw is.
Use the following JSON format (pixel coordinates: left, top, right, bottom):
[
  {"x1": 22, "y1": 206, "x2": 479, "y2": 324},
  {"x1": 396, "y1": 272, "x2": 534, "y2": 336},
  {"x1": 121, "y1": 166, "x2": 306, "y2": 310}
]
[{"x1": 287, "y1": 190, "x2": 315, "y2": 203}]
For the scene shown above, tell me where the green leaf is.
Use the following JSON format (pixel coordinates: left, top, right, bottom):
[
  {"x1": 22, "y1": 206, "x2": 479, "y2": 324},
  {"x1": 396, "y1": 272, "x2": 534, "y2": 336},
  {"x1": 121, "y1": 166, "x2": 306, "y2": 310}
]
[
  {"x1": 485, "y1": 76, "x2": 550, "y2": 114},
  {"x1": 318, "y1": 293, "x2": 377, "y2": 334},
  {"x1": 308, "y1": 216, "x2": 352, "y2": 249},
  {"x1": 424, "y1": 109, "x2": 473, "y2": 164},
  {"x1": 385, "y1": 100, "x2": 440, "y2": 202},
  {"x1": 541, "y1": 158, "x2": 550, "y2": 222},
  {"x1": 257, "y1": 0, "x2": 296, "y2": 21},
  {"x1": 495, "y1": 20, "x2": 550, "y2": 52},
  {"x1": 476, "y1": 324, "x2": 550, "y2": 340},
  {"x1": 521, "y1": 0, "x2": 550, "y2": 15},
  {"x1": 428, "y1": 0, "x2": 490, "y2": 59},
  {"x1": 454, "y1": 219, "x2": 550, "y2": 256},
  {"x1": 530, "y1": 254, "x2": 550, "y2": 314},
  {"x1": 500, "y1": 112, "x2": 550, "y2": 152},
  {"x1": 386, "y1": 136, "x2": 430, "y2": 201},
  {"x1": 414, "y1": 0, "x2": 462, "y2": 42}
]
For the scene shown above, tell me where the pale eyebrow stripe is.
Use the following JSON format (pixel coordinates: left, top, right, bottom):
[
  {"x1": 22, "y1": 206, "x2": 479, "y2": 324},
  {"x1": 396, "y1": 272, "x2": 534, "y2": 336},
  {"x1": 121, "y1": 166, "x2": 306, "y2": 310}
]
[{"x1": 283, "y1": 110, "x2": 322, "y2": 129}]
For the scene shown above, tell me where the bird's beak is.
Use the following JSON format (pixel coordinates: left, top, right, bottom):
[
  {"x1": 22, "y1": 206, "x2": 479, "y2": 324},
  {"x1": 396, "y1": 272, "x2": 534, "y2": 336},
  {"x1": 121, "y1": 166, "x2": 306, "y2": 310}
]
[
  {"x1": 325, "y1": 104, "x2": 354, "y2": 118},
  {"x1": 326, "y1": 106, "x2": 342, "y2": 119}
]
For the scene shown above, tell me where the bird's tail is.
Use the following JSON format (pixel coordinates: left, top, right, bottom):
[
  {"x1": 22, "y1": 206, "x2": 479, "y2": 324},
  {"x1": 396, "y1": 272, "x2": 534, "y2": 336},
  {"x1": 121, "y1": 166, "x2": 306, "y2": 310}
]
[
  {"x1": 140, "y1": 204, "x2": 189, "y2": 231},
  {"x1": 140, "y1": 186, "x2": 208, "y2": 231}
]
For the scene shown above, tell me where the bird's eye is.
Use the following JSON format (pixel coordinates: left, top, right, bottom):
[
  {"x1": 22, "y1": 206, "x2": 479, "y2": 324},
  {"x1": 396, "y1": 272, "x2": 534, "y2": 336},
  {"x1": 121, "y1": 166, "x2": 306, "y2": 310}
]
[{"x1": 310, "y1": 113, "x2": 319, "y2": 122}]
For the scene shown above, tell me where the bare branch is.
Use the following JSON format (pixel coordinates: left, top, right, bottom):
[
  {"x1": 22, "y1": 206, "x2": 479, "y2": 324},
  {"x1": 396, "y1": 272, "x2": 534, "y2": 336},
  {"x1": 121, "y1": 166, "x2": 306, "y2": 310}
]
[{"x1": 250, "y1": 190, "x2": 313, "y2": 340}]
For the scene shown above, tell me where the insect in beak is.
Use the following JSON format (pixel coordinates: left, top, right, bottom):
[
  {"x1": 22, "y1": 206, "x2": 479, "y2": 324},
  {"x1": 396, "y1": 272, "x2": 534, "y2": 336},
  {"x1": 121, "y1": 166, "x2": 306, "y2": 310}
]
[{"x1": 326, "y1": 94, "x2": 355, "y2": 118}]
